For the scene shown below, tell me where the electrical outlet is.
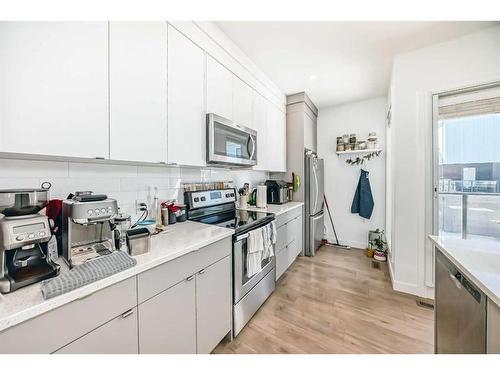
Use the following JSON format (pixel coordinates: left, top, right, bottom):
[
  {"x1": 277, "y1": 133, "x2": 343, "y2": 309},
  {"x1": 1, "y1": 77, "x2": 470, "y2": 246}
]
[{"x1": 135, "y1": 199, "x2": 148, "y2": 214}]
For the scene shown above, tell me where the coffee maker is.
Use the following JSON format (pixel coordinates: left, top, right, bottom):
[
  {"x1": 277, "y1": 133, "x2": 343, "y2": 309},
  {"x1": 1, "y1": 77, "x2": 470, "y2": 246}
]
[
  {"x1": 0, "y1": 188, "x2": 60, "y2": 294},
  {"x1": 62, "y1": 191, "x2": 118, "y2": 268}
]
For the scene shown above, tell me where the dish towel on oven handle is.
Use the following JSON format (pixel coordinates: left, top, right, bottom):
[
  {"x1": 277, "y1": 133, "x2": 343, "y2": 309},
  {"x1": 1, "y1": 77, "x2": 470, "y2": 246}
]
[
  {"x1": 247, "y1": 227, "x2": 264, "y2": 278},
  {"x1": 262, "y1": 221, "x2": 277, "y2": 259}
]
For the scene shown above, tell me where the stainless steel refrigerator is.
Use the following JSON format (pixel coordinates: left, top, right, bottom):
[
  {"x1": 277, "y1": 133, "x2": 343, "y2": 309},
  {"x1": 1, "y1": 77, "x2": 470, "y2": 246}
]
[{"x1": 304, "y1": 150, "x2": 324, "y2": 256}]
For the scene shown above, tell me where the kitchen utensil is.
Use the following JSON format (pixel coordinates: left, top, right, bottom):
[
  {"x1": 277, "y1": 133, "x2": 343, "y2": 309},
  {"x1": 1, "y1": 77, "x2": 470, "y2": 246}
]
[
  {"x1": 126, "y1": 227, "x2": 151, "y2": 256},
  {"x1": 114, "y1": 213, "x2": 132, "y2": 251},
  {"x1": 239, "y1": 195, "x2": 248, "y2": 209}
]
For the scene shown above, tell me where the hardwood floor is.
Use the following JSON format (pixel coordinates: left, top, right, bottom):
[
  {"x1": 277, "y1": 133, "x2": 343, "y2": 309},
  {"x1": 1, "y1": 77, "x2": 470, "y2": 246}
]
[{"x1": 214, "y1": 245, "x2": 434, "y2": 354}]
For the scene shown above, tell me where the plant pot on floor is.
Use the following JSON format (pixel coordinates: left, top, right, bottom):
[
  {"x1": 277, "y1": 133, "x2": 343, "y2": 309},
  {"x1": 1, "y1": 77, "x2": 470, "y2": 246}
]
[{"x1": 373, "y1": 250, "x2": 387, "y2": 262}]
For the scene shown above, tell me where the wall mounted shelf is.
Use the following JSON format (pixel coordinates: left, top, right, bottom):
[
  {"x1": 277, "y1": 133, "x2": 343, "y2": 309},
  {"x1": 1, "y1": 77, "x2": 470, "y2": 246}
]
[{"x1": 336, "y1": 148, "x2": 382, "y2": 156}]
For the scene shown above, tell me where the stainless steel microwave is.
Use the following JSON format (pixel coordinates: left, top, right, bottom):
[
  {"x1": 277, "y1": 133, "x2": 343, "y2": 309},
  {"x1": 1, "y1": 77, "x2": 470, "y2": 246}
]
[{"x1": 206, "y1": 113, "x2": 257, "y2": 167}]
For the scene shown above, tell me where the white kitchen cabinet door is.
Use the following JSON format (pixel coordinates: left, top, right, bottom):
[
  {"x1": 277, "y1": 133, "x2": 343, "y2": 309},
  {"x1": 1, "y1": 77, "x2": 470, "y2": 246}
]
[
  {"x1": 167, "y1": 25, "x2": 206, "y2": 166},
  {"x1": 55, "y1": 308, "x2": 139, "y2": 354},
  {"x1": 138, "y1": 276, "x2": 196, "y2": 354},
  {"x1": 0, "y1": 22, "x2": 108, "y2": 159},
  {"x1": 252, "y1": 91, "x2": 268, "y2": 171},
  {"x1": 196, "y1": 256, "x2": 231, "y2": 354},
  {"x1": 109, "y1": 22, "x2": 167, "y2": 163},
  {"x1": 233, "y1": 77, "x2": 253, "y2": 128},
  {"x1": 267, "y1": 102, "x2": 287, "y2": 172},
  {"x1": 206, "y1": 55, "x2": 233, "y2": 121}
]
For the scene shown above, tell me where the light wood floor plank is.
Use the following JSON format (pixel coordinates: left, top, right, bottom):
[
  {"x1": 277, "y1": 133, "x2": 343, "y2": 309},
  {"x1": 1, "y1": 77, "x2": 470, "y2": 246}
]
[{"x1": 214, "y1": 245, "x2": 434, "y2": 354}]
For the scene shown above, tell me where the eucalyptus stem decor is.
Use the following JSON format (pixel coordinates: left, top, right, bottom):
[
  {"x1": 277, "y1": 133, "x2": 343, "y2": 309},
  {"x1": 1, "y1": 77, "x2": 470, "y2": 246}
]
[{"x1": 346, "y1": 150, "x2": 381, "y2": 165}]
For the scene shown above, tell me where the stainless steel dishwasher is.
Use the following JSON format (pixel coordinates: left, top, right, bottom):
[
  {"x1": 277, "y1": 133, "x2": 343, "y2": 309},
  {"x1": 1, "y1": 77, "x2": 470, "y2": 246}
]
[{"x1": 435, "y1": 249, "x2": 487, "y2": 353}]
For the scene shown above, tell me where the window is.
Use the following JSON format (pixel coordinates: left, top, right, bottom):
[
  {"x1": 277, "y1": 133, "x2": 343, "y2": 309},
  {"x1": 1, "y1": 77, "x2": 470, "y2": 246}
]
[{"x1": 436, "y1": 85, "x2": 500, "y2": 241}]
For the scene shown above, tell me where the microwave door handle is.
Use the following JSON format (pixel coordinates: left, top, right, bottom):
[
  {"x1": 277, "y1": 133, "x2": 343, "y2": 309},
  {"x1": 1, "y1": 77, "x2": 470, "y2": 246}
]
[{"x1": 248, "y1": 135, "x2": 256, "y2": 160}]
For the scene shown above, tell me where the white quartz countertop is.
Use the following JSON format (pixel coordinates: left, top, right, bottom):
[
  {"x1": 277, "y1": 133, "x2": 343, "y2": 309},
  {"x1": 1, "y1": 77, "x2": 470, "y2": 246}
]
[
  {"x1": 239, "y1": 201, "x2": 304, "y2": 216},
  {"x1": 429, "y1": 235, "x2": 500, "y2": 307},
  {"x1": 0, "y1": 221, "x2": 233, "y2": 332}
]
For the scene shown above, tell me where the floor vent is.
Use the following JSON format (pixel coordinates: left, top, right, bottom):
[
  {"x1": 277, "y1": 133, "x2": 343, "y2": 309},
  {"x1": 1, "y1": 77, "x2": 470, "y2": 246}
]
[
  {"x1": 371, "y1": 261, "x2": 381, "y2": 269},
  {"x1": 416, "y1": 300, "x2": 434, "y2": 310}
]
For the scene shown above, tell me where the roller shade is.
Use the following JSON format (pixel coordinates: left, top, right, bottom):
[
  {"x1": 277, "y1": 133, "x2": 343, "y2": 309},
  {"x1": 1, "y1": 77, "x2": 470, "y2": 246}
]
[{"x1": 438, "y1": 85, "x2": 500, "y2": 119}]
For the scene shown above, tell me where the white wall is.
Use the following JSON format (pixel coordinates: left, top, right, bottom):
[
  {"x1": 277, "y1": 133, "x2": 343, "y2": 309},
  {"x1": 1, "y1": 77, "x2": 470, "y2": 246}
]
[
  {"x1": 317, "y1": 96, "x2": 387, "y2": 249},
  {"x1": 0, "y1": 158, "x2": 267, "y2": 220},
  {"x1": 389, "y1": 25, "x2": 500, "y2": 298}
]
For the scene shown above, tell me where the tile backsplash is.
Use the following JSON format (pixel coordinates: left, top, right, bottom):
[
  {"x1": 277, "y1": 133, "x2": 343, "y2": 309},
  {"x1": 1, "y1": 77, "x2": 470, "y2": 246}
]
[{"x1": 0, "y1": 158, "x2": 268, "y2": 220}]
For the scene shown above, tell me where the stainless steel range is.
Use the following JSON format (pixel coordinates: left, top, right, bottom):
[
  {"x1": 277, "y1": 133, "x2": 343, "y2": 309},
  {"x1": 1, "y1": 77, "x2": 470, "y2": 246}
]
[{"x1": 185, "y1": 188, "x2": 275, "y2": 337}]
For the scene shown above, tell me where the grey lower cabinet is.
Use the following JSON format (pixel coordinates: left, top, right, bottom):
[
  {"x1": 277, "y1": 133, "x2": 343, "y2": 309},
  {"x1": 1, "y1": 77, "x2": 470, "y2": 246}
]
[
  {"x1": 275, "y1": 208, "x2": 303, "y2": 280},
  {"x1": 138, "y1": 276, "x2": 197, "y2": 354},
  {"x1": 196, "y1": 255, "x2": 231, "y2": 354},
  {"x1": 138, "y1": 255, "x2": 231, "y2": 354},
  {"x1": 0, "y1": 237, "x2": 232, "y2": 354},
  {"x1": 55, "y1": 308, "x2": 139, "y2": 354}
]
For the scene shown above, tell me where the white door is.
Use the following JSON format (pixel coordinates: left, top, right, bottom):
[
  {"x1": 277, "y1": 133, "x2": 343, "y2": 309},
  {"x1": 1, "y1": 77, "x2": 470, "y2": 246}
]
[
  {"x1": 252, "y1": 91, "x2": 268, "y2": 171},
  {"x1": 267, "y1": 102, "x2": 286, "y2": 172},
  {"x1": 233, "y1": 77, "x2": 253, "y2": 128},
  {"x1": 54, "y1": 308, "x2": 138, "y2": 354},
  {"x1": 167, "y1": 25, "x2": 206, "y2": 166},
  {"x1": 196, "y1": 256, "x2": 231, "y2": 354},
  {"x1": 109, "y1": 21, "x2": 167, "y2": 163},
  {"x1": 0, "y1": 22, "x2": 109, "y2": 159},
  {"x1": 138, "y1": 276, "x2": 197, "y2": 354},
  {"x1": 206, "y1": 55, "x2": 233, "y2": 121}
]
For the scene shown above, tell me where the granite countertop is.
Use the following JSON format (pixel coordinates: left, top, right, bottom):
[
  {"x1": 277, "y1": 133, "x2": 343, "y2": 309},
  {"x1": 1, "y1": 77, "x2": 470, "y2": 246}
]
[
  {"x1": 0, "y1": 221, "x2": 234, "y2": 332},
  {"x1": 239, "y1": 201, "x2": 304, "y2": 216},
  {"x1": 429, "y1": 235, "x2": 500, "y2": 307}
]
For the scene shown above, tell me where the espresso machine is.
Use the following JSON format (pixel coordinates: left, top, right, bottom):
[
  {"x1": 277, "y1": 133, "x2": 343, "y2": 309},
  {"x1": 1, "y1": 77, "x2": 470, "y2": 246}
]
[
  {"x1": 0, "y1": 188, "x2": 60, "y2": 294},
  {"x1": 62, "y1": 191, "x2": 118, "y2": 268}
]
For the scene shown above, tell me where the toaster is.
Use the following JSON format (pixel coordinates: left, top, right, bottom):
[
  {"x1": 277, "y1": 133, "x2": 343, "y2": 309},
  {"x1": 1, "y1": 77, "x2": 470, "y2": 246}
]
[{"x1": 265, "y1": 180, "x2": 289, "y2": 204}]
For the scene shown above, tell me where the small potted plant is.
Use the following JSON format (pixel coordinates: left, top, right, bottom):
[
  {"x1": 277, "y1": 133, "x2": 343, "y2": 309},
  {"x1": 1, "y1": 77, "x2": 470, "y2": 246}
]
[{"x1": 372, "y1": 230, "x2": 387, "y2": 262}]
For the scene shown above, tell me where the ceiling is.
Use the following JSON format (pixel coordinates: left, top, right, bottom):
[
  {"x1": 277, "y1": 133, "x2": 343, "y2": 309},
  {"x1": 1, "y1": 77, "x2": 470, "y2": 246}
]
[{"x1": 216, "y1": 21, "x2": 498, "y2": 108}]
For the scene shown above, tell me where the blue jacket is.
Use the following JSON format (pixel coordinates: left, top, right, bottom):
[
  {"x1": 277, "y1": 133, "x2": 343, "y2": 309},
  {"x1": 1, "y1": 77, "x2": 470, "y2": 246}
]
[{"x1": 351, "y1": 169, "x2": 374, "y2": 219}]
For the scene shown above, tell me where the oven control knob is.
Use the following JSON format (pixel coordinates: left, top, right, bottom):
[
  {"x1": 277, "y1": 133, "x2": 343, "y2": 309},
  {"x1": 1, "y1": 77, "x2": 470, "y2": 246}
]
[
  {"x1": 39, "y1": 231, "x2": 46, "y2": 237},
  {"x1": 200, "y1": 197, "x2": 206, "y2": 201},
  {"x1": 226, "y1": 193, "x2": 230, "y2": 198},
  {"x1": 101, "y1": 208, "x2": 106, "y2": 214},
  {"x1": 16, "y1": 235, "x2": 25, "y2": 241},
  {"x1": 28, "y1": 233, "x2": 35, "y2": 239},
  {"x1": 194, "y1": 197, "x2": 199, "y2": 202},
  {"x1": 87, "y1": 209, "x2": 93, "y2": 215}
]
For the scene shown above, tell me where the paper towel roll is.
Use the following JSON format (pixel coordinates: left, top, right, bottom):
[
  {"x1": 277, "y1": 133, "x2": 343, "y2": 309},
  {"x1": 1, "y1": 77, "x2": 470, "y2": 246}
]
[{"x1": 256, "y1": 185, "x2": 267, "y2": 208}]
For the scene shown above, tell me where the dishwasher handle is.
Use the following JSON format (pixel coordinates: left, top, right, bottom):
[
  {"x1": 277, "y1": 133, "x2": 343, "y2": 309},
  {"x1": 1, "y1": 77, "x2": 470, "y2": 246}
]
[{"x1": 449, "y1": 270, "x2": 482, "y2": 304}]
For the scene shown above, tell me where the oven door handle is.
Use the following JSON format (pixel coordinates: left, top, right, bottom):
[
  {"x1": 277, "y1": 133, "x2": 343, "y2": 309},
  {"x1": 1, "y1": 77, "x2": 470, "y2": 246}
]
[{"x1": 235, "y1": 233, "x2": 249, "y2": 242}]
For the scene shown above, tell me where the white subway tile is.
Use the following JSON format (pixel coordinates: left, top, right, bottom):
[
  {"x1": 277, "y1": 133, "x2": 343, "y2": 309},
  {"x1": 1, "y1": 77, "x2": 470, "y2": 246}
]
[
  {"x1": 0, "y1": 178, "x2": 40, "y2": 189},
  {"x1": 180, "y1": 167, "x2": 202, "y2": 182},
  {"x1": 0, "y1": 159, "x2": 68, "y2": 178},
  {"x1": 137, "y1": 165, "x2": 181, "y2": 178},
  {"x1": 120, "y1": 177, "x2": 170, "y2": 192},
  {"x1": 69, "y1": 162, "x2": 138, "y2": 178},
  {"x1": 47, "y1": 178, "x2": 122, "y2": 199}
]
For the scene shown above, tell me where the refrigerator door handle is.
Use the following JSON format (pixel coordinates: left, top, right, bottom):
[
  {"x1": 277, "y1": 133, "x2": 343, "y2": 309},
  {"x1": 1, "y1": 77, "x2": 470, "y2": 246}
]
[{"x1": 312, "y1": 161, "x2": 319, "y2": 213}]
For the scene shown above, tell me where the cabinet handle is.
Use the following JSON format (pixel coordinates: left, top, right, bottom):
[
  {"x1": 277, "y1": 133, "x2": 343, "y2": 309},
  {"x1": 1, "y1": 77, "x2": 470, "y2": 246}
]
[
  {"x1": 198, "y1": 269, "x2": 205, "y2": 275},
  {"x1": 186, "y1": 275, "x2": 195, "y2": 281},
  {"x1": 121, "y1": 309, "x2": 134, "y2": 318},
  {"x1": 95, "y1": 156, "x2": 105, "y2": 160}
]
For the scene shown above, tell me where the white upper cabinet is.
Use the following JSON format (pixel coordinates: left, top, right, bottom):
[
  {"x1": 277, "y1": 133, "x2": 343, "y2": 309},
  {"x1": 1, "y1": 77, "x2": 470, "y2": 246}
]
[
  {"x1": 167, "y1": 25, "x2": 206, "y2": 166},
  {"x1": 252, "y1": 91, "x2": 268, "y2": 171},
  {"x1": 232, "y1": 77, "x2": 253, "y2": 128},
  {"x1": 206, "y1": 55, "x2": 233, "y2": 121},
  {"x1": 0, "y1": 22, "x2": 109, "y2": 159},
  {"x1": 267, "y1": 102, "x2": 287, "y2": 172},
  {"x1": 109, "y1": 22, "x2": 168, "y2": 163}
]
